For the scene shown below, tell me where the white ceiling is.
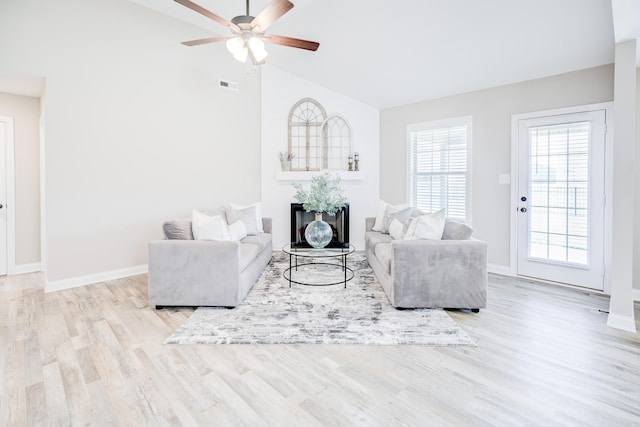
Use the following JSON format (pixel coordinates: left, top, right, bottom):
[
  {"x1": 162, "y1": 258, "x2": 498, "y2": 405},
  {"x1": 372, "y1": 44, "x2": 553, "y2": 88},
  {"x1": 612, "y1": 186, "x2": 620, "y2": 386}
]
[
  {"x1": 2, "y1": 1, "x2": 638, "y2": 108},
  {"x1": 131, "y1": 0, "x2": 633, "y2": 108}
]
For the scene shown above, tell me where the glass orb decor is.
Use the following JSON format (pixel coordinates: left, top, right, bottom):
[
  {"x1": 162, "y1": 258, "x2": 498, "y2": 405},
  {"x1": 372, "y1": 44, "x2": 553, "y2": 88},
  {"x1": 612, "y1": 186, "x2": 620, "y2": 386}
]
[{"x1": 305, "y1": 214, "x2": 332, "y2": 249}]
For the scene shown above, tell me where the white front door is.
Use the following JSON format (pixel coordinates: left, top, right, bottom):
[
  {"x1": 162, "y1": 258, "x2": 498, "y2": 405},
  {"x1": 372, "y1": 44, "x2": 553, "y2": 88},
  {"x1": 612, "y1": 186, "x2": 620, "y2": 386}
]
[
  {"x1": 515, "y1": 109, "x2": 607, "y2": 290},
  {"x1": 0, "y1": 120, "x2": 7, "y2": 275}
]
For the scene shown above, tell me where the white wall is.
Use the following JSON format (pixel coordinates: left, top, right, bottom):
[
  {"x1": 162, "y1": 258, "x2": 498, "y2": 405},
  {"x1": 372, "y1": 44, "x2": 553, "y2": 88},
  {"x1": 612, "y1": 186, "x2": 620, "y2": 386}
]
[
  {"x1": 0, "y1": 93, "x2": 40, "y2": 269},
  {"x1": 260, "y1": 66, "x2": 379, "y2": 250},
  {"x1": 380, "y1": 65, "x2": 614, "y2": 269},
  {"x1": 0, "y1": 0, "x2": 262, "y2": 287},
  {"x1": 608, "y1": 40, "x2": 637, "y2": 332},
  {"x1": 634, "y1": 67, "x2": 640, "y2": 297}
]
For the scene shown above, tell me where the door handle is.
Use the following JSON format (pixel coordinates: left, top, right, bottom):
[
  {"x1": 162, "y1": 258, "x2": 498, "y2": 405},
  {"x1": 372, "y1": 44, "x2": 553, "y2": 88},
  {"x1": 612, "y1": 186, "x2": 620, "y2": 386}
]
[
  {"x1": 0, "y1": 203, "x2": 3, "y2": 209},
  {"x1": 520, "y1": 207, "x2": 527, "y2": 213}
]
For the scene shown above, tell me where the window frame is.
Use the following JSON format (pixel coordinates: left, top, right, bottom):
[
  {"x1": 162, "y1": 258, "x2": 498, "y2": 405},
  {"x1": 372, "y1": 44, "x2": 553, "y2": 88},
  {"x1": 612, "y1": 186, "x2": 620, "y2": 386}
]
[
  {"x1": 407, "y1": 116, "x2": 473, "y2": 224},
  {"x1": 288, "y1": 98, "x2": 327, "y2": 171}
]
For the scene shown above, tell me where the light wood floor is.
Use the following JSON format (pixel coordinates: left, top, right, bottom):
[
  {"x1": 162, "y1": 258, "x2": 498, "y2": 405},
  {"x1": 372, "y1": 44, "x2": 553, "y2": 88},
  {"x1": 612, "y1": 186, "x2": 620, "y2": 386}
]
[{"x1": 1, "y1": 268, "x2": 639, "y2": 426}]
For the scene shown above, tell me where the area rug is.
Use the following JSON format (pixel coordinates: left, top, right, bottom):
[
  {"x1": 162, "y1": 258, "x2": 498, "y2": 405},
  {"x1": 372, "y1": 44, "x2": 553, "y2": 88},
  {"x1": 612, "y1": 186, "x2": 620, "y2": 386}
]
[{"x1": 164, "y1": 252, "x2": 475, "y2": 346}]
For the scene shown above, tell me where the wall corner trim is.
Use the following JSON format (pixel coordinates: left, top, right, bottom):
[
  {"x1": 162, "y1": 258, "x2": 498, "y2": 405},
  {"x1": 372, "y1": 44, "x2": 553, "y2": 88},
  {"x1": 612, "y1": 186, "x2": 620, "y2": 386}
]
[
  {"x1": 606, "y1": 312, "x2": 637, "y2": 333},
  {"x1": 45, "y1": 264, "x2": 148, "y2": 293}
]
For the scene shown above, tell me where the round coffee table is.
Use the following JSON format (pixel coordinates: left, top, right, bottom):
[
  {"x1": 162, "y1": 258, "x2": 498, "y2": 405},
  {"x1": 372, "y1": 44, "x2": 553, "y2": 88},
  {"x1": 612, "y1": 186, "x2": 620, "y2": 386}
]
[{"x1": 282, "y1": 244, "x2": 356, "y2": 288}]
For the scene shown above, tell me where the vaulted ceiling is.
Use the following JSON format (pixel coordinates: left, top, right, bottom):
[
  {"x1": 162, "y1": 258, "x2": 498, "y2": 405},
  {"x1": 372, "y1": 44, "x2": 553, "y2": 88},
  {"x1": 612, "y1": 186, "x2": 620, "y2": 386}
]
[
  {"x1": 2, "y1": 1, "x2": 638, "y2": 107},
  {"x1": 131, "y1": 0, "x2": 640, "y2": 109}
]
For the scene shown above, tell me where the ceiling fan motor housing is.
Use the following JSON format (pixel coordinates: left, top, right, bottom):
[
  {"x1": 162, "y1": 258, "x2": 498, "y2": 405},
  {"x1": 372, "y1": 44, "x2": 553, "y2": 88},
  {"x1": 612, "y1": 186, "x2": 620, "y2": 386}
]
[{"x1": 231, "y1": 15, "x2": 254, "y2": 26}]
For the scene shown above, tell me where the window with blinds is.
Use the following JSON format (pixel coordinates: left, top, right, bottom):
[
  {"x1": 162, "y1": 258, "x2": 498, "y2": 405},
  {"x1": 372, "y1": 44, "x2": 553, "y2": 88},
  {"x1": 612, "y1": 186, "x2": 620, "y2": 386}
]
[{"x1": 408, "y1": 118, "x2": 470, "y2": 221}]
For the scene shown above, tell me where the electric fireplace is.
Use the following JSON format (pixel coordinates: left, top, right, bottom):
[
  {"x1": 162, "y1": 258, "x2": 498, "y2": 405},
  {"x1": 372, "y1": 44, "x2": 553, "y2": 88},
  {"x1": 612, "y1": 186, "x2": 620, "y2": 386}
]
[{"x1": 290, "y1": 203, "x2": 349, "y2": 249}]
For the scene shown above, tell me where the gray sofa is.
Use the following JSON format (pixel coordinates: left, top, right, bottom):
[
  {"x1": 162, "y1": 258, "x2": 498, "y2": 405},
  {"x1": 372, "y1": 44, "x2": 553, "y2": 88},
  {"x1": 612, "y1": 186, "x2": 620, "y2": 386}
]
[
  {"x1": 365, "y1": 217, "x2": 487, "y2": 310},
  {"x1": 148, "y1": 216, "x2": 272, "y2": 308}
]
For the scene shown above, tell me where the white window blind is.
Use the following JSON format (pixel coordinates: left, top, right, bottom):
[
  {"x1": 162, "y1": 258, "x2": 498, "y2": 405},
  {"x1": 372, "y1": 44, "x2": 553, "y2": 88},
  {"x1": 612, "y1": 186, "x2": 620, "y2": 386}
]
[{"x1": 409, "y1": 119, "x2": 470, "y2": 221}]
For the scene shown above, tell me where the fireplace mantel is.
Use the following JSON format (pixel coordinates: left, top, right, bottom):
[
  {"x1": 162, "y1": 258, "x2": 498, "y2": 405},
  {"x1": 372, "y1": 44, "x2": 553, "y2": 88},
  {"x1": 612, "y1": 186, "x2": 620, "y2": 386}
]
[{"x1": 276, "y1": 171, "x2": 364, "y2": 182}]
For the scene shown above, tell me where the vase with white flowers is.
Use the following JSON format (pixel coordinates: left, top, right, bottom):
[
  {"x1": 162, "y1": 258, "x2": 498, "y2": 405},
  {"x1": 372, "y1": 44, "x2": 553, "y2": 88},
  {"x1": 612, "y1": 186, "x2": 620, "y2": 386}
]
[{"x1": 293, "y1": 172, "x2": 347, "y2": 249}]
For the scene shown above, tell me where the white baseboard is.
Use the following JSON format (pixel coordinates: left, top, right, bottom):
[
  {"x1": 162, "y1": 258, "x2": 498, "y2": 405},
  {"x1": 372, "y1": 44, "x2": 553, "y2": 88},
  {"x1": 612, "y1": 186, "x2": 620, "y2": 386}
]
[
  {"x1": 46, "y1": 264, "x2": 148, "y2": 293},
  {"x1": 633, "y1": 289, "x2": 640, "y2": 302},
  {"x1": 11, "y1": 262, "x2": 42, "y2": 275},
  {"x1": 488, "y1": 264, "x2": 512, "y2": 276},
  {"x1": 606, "y1": 313, "x2": 637, "y2": 333}
]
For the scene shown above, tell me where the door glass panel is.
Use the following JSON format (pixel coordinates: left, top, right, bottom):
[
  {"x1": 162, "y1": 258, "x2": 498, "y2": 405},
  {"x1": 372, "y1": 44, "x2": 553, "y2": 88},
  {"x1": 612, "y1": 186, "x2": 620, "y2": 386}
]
[{"x1": 527, "y1": 122, "x2": 590, "y2": 266}]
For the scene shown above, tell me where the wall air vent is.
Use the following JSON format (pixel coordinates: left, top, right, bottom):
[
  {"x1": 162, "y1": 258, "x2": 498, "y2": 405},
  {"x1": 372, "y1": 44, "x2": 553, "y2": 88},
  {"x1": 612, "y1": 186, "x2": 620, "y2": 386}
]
[{"x1": 218, "y1": 79, "x2": 239, "y2": 91}]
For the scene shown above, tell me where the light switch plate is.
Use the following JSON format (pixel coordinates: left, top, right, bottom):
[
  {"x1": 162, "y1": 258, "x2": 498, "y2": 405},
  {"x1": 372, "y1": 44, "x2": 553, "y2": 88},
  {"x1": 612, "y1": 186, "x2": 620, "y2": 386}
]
[{"x1": 499, "y1": 173, "x2": 511, "y2": 185}]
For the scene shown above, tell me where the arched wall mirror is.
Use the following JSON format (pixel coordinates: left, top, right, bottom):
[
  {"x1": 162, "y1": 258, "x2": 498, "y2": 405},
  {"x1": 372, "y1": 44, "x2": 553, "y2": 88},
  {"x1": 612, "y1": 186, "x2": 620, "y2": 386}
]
[
  {"x1": 322, "y1": 115, "x2": 351, "y2": 170},
  {"x1": 288, "y1": 98, "x2": 352, "y2": 171},
  {"x1": 288, "y1": 98, "x2": 327, "y2": 171}
]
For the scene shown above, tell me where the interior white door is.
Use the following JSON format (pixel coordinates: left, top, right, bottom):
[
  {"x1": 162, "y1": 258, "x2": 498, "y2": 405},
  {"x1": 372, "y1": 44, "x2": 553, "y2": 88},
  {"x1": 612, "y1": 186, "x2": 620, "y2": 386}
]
[
  {"x1": 516, "y1": 110, "x2": 606, "y2": 290},
  {"x1": 0, "y1": 121, "x2": 7, "y2": 275}
]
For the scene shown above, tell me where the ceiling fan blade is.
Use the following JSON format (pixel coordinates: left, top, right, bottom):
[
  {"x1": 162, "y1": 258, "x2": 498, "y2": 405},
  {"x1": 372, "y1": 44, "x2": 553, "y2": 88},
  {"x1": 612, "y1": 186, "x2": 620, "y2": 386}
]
[
  {"x1": 266, "y1": 34, "x2": 319, "y2": 51},
  {"x1": 251, "y1": 0, "x2": 294, "y2": 32},
  {"x1": 181, "y1": 36, "x2": 232, "y2": 46},
  {"x1": 174, "y1": 0, "x2": 233, "y2": 28}
]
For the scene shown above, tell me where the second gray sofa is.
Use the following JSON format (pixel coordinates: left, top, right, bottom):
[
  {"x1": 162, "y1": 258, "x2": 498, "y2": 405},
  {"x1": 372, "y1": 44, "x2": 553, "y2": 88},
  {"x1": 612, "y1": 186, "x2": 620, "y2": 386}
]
[{"x1": 365, "y1": 217, "x2": 487, "y2": 310}]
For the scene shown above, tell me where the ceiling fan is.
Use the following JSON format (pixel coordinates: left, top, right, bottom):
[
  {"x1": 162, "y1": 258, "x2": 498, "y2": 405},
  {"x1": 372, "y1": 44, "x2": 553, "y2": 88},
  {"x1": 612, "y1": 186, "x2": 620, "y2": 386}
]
[{"x1": 175, "y1": 0, "x2": 320, "y2": 66}]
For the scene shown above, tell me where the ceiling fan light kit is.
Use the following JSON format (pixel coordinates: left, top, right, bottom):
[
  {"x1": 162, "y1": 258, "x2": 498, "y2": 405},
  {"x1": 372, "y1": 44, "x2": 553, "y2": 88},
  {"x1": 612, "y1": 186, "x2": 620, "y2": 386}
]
[
  {"x1": 226, "y1": 33, "x2": 269, "y2": 64},
  {"x1": 175, "y1": 0, "x2": 319, "y2": 66}
]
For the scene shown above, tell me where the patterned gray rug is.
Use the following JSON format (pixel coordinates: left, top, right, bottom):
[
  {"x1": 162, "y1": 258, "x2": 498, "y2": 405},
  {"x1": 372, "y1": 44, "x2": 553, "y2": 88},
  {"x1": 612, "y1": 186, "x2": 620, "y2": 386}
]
[{"x1": 165, "y1": 252, "x2": 475, "y2": 346}]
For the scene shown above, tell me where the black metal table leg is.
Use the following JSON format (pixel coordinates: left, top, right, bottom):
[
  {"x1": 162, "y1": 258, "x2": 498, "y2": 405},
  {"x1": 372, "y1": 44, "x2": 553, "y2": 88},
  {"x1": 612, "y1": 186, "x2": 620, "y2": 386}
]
[{"x1": 343, "y1": 254, "x2": 347, "y2": 288}]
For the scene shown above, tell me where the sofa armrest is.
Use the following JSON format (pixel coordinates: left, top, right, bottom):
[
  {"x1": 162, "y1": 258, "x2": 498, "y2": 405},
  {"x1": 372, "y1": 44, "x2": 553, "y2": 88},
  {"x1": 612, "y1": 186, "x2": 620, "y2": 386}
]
[
  {"x1": 262, "y1": 217, "x2": 272, "y2": 234},
  {"x1": 365, "y1": 217, "x2": 376, "y2": 232},
  {"x1": 391, "y1": 239, "x2": 488, "y2": 308},
  {"x1": 148, "y1": 239, "x2": 242, "y2": 306}
]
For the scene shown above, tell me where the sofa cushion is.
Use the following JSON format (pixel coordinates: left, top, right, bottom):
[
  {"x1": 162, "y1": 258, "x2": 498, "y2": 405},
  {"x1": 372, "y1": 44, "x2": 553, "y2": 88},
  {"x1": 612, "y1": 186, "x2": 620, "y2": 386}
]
[
  {"x1": 389, "y1": 218, "x2": 409, "y2": 240},
  {"x1": 372, "y1": 200, "x2": 410, "y2": 232},
  {"x1": 381, "y1": 206, "x2": 413, "y2": 234},
  {"x1": 374, "y1": 242, "x2": 393, "y2": 274},
  {"x1": 163, "y1": 219, "x2": 193, "y2": 240},
  {"x1": 442, "y1": 219, "x2": 474, "y2": 240},
  {"x1": 226, "y1": 205, "x2": 259, "y2": 236},
  {"x1": 365, "y1": 230, "x2": 393, "y2": 250},
  {"x1": 405, "y1": 209, "x2": 446, "y2": 240},
  {"x1": 228, "y1": 220, "x2": 248, "y2": 241},
  {"x1": 241, "y1": 233, "x2": 272, "y2": 251},
  {"x1": 231, "y1": 202, "x2": 264, "y2": 233},
  {"x1": 192, "y1": 210, "x2": 231, "y2": 241},
  {"x1": 239, "y1": 243, "x2": 260, "y2": 271}
]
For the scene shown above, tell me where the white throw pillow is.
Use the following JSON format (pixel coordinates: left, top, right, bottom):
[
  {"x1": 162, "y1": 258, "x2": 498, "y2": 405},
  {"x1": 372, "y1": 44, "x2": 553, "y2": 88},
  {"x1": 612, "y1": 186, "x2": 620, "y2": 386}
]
[
  {"x1": 405, "y1": 209, "x2": 446, "y2": 240},
  {"x1": 226, "y1": 205, "x2": 259, "y2": 235},
  {"x1": 382, "y1": 206, "x2": 413, "y2": 234},
  {"x1": 191, "y1": 209, "x2": 231, "y2": 241},
  {"x1": 228, "y1": 220, "x2": 248, "y2": 241},
  {"x1": 372, "y1": 200, "x2": 410, "y2": 232},
  {"x1": 372, "y1": 200, "x2": 389, "y2": 232},
  {"x1": 231, "y1": 202, "x2": 263, "y2": 233},
  {"x1": 389, "y1": 218, "x2": 406, "y2": 240}
]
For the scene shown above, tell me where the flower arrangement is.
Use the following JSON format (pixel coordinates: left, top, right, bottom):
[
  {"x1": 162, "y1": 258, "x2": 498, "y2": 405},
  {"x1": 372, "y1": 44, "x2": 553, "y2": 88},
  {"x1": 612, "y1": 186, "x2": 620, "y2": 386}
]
[
  {"x1": 293, "y1": 172, "x2": 347, "y2": 215},
  {"x1": 278, "y1": 151, "x2": 296, "y2": 161}
]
